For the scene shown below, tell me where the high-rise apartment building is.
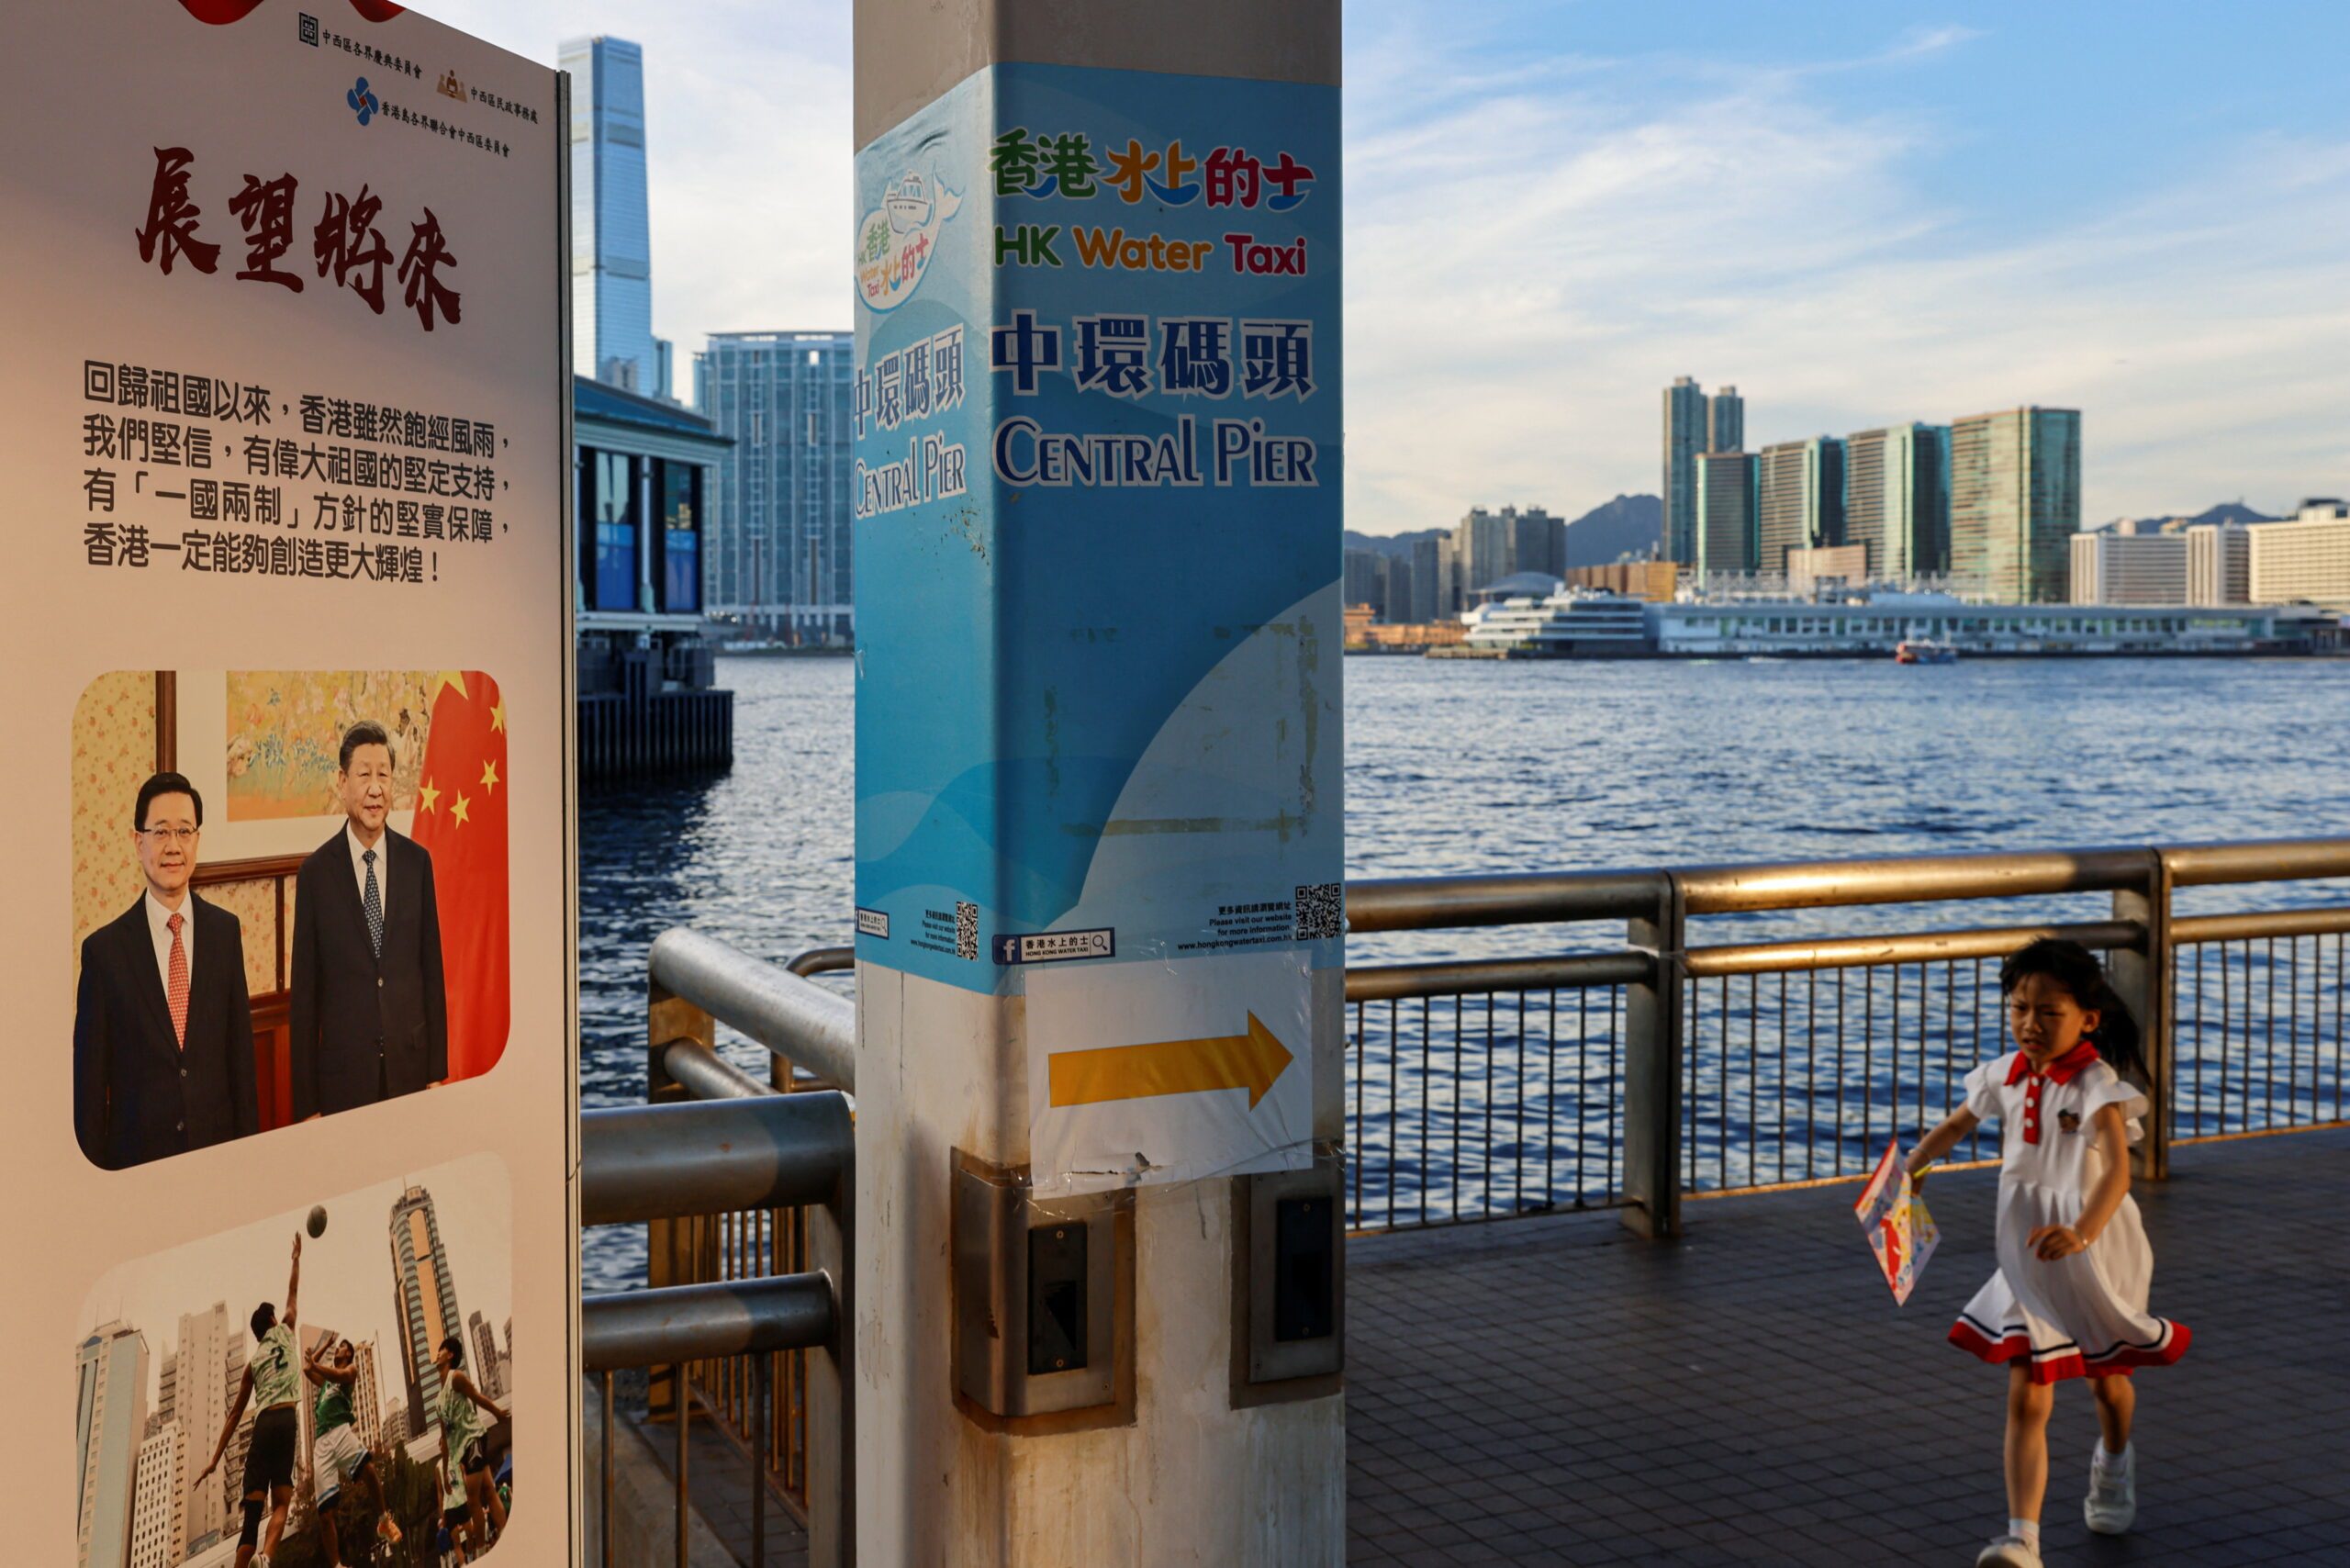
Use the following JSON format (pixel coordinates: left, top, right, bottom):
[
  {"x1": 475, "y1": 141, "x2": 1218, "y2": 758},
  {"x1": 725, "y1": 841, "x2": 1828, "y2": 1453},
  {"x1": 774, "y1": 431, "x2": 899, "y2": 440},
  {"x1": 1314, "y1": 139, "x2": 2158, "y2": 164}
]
[
  {"x1": 2187, "y1": 523, "x2": 2251, "y2": 605},
  {"x1": 1707, "y1": 386, "x2": 1744, "y2": 454},
  {"x1": 76, "y1": 1323, "x2": 148, "y2": 1568},
  {"x1": 1380, "y1": 555, "x2": 1415, "y2": 625},
  {"x1": 1756, "y1": 437, "x2": 1845, "y2": 574},
  {"x1": 2248, "y1": 499, "x2": 2350, "y2": 611},
  {"x1": 1341, "y1": 548, "x2": 1384, "y2": 612},
  {"x1": 1408, "y1": 535, "x2": 1445, "y2": 622},
  {"x1": 698, "y1": 331, "x2": 856, "y2": 642},
  {"x1": 1694, "y1": 451, "x2": 1759, "y2": 576},
  {"x1": 563, "y1": 36, "x2": 672, "y2": 398},
  {"x1": 1843, "y1": 423, "x2": 1949, "y2": 578},
  {"x1": 470, "y1": 1312, "x2": 507, "y2": 1402},
  {"x1": 167, "y1": 1304, "x2": 230, "y2": 1553},
  {"x1": 2070, "y1": 531, "x2": 2188, "y2": 605},
  {"x1": 1662, "y1": 376, "x2": 1708, "y2": 563},
  {"x1": 1949, "y1": 408, "x2": 2080, "y2": 602},
  {"x1": 129, "y1": 1422, "x2": 185, "y2": 1568},
  {"x1": 1451, "y1": 506, "x2": 1564, "y2": 597},
  {"x1": 389, "y1": 1185, "x2": 464, "y2": 1432}
]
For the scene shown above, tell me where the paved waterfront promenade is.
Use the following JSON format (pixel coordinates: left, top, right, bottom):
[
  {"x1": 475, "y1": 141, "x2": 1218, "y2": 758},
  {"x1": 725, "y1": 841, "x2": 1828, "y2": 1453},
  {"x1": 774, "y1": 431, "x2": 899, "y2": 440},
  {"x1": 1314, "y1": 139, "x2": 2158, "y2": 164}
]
[
  {"x1": 641, "y1": 1127, "x2": 2347, "y2": 1564},
  {"x1": 1347, "y1": 1126, "x2": 2350, "y2": 1565}
]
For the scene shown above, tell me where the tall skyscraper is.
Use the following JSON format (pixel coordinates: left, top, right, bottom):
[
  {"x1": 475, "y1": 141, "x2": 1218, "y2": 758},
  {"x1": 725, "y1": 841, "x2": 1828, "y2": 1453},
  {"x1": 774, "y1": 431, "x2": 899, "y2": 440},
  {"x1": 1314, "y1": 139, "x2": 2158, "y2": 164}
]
[
  {"x1": 698, "y1": 330, "x2": 856, "y2": 642},
  {"x1": 1409, "y1": 535, "x2": 1444, "y2": 623},
  {"x1": 470, "y1": 1311, "x2": 507, "y2": 1402},
  {"x1": 2186, "y1": 521, "x2": 2251, "y2": 605},
  {"x1": 75, "y1": 1323, "x2": 149, "y2": 1568},
  {"x1": 129, "y1": 1422, "x2": 186, "y2": 1568},
  {"x1": 1662, "y1": 376, "x2": 1707, "y2": 563},
  {"x1": 1950, "y1": 408, "x2": 2080, "y2": 601},
  {"x1": 1694, "y1": 451, "x2": 1759, "y2": 576},
  {"x1": 1844, "y1": 423, "x2": 1949, "y2": 578},
  {"x1": 1451, "y1": 506, "x2": 1564, "y2": 596},
  {"x1": 170, "y1": 1304, "x2": 229, "y2": 1553},
  {"x1": 350, "y1": 1337, "x2": 386, "y2": 1451},
  {"x1": 389, "y1": 1185, "x2": 464, "y2": 1431},
  {"x1": 562, "y1": 36, "x2": 673, "y2": 398},
  {"x1": 1756, "y1": 437, "x2": 1845, "y2": 574},
  {"x1": 1341, "y1": 547, "x2": 1384, "y2": 612},
  {"x1": 1707, "y1": 386, "x2": 1744, "y2": 454}
]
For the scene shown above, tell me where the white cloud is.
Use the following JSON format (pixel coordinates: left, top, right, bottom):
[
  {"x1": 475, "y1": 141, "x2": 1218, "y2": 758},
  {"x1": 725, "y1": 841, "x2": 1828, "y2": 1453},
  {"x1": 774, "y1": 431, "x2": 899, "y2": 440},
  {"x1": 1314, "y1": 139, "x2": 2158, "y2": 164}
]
[
  {"x1": 1345, "y1": 31, "x2": 2350, "y2": 532},
  {"x1": 409, "y1": 4, "x2": 2347, "y2": 526},
  {"x1": 416, "y1": 0, "x2": 852, "y2": 399}
]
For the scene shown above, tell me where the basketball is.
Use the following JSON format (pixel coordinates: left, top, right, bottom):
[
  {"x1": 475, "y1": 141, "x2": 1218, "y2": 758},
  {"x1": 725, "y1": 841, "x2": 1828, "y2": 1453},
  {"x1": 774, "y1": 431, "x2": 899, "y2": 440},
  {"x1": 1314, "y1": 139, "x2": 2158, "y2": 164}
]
[{"x1": 307, "y1": 1204, "x2": 328, "y2": 1238}]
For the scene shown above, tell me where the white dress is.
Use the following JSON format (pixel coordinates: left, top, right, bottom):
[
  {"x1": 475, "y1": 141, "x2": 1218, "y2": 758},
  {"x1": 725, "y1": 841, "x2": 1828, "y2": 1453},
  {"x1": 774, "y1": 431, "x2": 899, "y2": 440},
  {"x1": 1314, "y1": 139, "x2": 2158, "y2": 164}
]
[{"x1": 1949, "y1": 1046, "x2": 2190, "y2": 1384}]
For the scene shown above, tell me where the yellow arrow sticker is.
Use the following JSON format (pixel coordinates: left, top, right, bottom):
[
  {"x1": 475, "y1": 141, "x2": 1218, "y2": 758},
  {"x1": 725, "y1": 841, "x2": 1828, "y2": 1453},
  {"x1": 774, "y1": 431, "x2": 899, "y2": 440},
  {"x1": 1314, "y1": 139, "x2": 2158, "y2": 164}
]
[{"x1": 1047, "y1": 1012, "x2": 1295, "y2": 1111}]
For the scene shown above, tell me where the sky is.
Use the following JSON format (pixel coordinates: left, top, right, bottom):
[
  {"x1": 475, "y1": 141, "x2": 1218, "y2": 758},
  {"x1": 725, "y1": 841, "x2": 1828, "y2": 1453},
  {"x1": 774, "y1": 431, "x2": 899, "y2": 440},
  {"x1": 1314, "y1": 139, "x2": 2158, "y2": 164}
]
[
  {"x1": 78, "y1": 1155, "x2": 511, "y2": 1417},
  {"x1": 420, "y1": 0, "x2": 2350, "y2": 533}
]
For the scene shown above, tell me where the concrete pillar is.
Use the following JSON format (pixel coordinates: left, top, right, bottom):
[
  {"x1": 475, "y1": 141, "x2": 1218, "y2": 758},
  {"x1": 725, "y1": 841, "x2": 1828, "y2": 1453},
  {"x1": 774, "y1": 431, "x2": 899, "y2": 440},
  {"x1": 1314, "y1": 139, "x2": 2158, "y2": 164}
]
[{"x1": 851, "y1": 4, "x2": 1343, "y2": 1562}]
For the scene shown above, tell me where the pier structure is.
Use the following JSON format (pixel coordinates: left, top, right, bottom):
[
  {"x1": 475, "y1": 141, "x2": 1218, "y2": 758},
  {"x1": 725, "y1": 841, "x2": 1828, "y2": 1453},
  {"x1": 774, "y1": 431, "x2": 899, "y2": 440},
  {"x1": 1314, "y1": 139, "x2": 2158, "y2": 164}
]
[{"x1": 575, "y1": 375, "x2": 736, "y2": 778}]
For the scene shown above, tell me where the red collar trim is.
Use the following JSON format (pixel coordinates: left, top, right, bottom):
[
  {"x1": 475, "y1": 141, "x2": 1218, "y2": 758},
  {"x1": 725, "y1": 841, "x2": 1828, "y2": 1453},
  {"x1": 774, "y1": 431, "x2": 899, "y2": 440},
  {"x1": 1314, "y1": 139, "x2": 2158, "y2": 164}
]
[{"x1": 2007, "y1": 1042, "x2": 2100, "y2": 1086}]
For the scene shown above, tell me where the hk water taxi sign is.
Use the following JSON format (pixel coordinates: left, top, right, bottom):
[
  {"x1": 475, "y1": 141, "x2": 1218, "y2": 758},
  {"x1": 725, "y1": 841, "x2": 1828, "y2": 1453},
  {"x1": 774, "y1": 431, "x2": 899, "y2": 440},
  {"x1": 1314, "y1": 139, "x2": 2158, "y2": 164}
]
[
  {"x1": 853, "y1": 62, "x2": 1342, "y2": 1193},
  {"x1": 0, "y1": 5, "x2": 575, "y2": 1562}
]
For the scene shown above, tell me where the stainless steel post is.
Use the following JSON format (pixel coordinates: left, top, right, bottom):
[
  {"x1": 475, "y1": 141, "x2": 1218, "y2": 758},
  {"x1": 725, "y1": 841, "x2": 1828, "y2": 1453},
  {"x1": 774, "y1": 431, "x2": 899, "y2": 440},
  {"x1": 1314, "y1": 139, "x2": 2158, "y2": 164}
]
[{"x1": 1622, "y1": 875, "x2": 1686, "y2": 1238}]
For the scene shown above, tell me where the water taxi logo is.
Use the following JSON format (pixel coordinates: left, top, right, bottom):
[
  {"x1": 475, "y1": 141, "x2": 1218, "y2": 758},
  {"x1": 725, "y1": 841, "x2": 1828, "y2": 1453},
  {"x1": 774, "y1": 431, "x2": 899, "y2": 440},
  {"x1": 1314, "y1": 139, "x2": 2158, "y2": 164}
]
[
  {"x1": 347, "y1": 76, "x2": 378, "y2": 126},
  {"x1": 857, "y1": 168, "x2": 962, "y2": 314}
]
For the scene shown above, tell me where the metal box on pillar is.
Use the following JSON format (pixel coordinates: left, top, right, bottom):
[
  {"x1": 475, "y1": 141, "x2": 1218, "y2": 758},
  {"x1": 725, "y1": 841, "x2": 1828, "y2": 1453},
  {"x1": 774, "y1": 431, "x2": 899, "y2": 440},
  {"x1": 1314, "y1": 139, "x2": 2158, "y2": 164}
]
[{"x1": 852, "y1": 4, "x2": 1345, "y2": 1562}]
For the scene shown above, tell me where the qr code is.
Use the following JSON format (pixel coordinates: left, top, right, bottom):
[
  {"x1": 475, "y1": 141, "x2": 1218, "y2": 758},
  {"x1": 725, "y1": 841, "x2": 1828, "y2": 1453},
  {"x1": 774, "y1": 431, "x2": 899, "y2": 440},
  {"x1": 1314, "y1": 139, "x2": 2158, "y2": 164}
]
[
  {"x1": 1292, "y1": 881, "x2": 1343, "y2": 940},
  {"x1": 955, "y1": 900, "x2": 979, "y2": 960},
  {"x1": 298, "y1": 11, "x2": 319, "y2": 46}
]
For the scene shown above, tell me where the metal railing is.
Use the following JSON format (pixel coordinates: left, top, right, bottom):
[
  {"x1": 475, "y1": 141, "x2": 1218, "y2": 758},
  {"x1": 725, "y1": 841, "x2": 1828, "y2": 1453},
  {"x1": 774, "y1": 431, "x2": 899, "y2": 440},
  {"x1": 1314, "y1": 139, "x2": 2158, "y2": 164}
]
[
  {"x1": 576, "y1": 932, "x2": 859, "y2": 1568},
  {"x1": 1343, "y1": 837, "x2": 2350, "y2": 1237},
  {"x1": 579, "y1": 1092, "x2": 851, "y2": 1568},
  {"x1": 728, "y1": 838, "x2": 2349, "y2": 1247}
]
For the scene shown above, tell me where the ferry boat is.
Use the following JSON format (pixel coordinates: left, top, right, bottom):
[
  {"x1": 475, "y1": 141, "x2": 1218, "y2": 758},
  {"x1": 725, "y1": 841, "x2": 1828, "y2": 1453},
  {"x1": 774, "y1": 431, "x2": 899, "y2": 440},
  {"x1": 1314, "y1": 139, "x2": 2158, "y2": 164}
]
[
  {"x1": 885, "y1": 173, "x2": 934, "y2": 233},
  {"x1": 1895, "y1": 639, "x2": 1957, "y2": 665}
]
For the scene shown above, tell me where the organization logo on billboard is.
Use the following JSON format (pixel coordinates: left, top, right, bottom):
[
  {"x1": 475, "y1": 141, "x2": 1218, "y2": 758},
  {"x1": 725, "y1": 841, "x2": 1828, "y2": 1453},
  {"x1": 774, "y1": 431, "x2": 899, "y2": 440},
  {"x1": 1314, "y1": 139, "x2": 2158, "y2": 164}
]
[
  {"x1": 437, "y1": 69, "x2": 468, "y2": 102},
  {"x1": 856, "y1": 168, "x2": 962, "y2": 314},
  {"x1": 347, "y1": 76, "x2": 378, "y2": 126},
  {"x1": 298, "y1": 11, "x2": 320, "y2": 46}
]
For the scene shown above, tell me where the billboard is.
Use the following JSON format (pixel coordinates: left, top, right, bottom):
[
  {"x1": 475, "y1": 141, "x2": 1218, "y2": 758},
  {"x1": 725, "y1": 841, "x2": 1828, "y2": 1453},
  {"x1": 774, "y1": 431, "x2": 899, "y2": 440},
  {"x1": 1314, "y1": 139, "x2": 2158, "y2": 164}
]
[{"x1": 1, "y1": 4, "x2": 573, "y2": 1562}]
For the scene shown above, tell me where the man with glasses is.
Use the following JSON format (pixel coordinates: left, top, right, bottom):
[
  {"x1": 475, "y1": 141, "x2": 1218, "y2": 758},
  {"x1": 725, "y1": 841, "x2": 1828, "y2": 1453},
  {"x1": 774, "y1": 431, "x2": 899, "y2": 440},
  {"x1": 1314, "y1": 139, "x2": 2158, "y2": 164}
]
[
  {"x1": 73, "y1": 770, "x2": 260, "y2": 1167},
  {"x1": 288, "y1": 720, "x2": 448, "y2": 1121}
]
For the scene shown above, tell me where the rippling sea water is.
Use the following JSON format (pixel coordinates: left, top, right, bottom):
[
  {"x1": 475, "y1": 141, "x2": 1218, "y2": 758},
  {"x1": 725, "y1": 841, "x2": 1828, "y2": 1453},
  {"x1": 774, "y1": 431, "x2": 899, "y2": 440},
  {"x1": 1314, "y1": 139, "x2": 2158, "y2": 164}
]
[{"x1": 580, "y1": 652, "x2": 2350, "y2": 1285}]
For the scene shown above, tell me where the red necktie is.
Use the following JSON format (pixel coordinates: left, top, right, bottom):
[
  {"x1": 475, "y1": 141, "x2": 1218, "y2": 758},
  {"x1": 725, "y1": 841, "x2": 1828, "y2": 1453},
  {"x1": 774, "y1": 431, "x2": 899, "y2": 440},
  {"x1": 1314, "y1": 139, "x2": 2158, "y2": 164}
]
[{"x1": 166, "y1": 912, "x2": 190, "y2": 1048}]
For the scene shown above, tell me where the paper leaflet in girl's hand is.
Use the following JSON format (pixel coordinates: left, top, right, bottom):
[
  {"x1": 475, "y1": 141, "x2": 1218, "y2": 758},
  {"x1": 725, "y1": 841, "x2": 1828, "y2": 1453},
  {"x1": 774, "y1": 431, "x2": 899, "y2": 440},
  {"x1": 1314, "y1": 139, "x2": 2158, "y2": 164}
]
[{"x1": 1854, "y1": 1137, "x2": 1940, "y2": 1305}]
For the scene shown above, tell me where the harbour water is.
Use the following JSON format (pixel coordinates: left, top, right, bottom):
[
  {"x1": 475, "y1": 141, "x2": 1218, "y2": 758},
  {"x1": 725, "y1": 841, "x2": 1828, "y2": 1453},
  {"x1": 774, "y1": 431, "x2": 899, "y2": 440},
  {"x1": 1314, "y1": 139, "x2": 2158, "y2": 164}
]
[{"x1": 580, "y1": 653, "x2": 2350, "y2": 1285}]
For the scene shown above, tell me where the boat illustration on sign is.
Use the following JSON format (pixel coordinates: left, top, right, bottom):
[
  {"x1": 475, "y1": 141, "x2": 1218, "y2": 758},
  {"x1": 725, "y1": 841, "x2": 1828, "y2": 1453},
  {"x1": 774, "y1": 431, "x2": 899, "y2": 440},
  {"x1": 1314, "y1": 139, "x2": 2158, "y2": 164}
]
[{"x1": 885, "y1": 174, "x2": 934, "y2": 233}]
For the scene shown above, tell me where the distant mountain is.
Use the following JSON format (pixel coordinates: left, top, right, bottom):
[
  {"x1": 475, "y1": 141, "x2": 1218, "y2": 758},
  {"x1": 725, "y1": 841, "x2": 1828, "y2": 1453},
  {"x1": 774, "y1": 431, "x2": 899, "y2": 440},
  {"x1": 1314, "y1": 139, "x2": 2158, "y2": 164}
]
[
  {"x1": 2091, "y1": 502, "x2": 2280, "y2": 534},
  {"x1": 1346, "y1": 495, "x2": 1664, "y2": 566},
  {"x1": 1562, "y1": 494, "x2": 1662, "y2": 567},
  {"x1": 1342, "y1": 527, "x2": 1443, "y2": 559}
]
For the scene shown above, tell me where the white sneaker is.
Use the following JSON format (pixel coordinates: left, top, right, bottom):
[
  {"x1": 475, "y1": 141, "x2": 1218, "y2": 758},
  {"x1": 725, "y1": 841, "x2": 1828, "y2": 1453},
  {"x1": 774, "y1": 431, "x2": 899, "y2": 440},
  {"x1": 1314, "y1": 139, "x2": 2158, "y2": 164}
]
[
  {"x1": 1975, "y1": 1536, "x2": 2042, "y2": 1568},
  {"x1": 2085, "y1": 1441, "x2": 2137, "y2": 1534}
]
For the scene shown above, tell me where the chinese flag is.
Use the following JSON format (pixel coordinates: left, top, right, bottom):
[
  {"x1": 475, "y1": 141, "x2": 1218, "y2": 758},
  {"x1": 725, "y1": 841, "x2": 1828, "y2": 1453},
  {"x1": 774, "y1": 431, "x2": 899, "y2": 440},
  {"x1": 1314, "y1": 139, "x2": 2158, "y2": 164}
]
[{"x1": 412, "y1": 671, "x2": 509, "y2": 1081}]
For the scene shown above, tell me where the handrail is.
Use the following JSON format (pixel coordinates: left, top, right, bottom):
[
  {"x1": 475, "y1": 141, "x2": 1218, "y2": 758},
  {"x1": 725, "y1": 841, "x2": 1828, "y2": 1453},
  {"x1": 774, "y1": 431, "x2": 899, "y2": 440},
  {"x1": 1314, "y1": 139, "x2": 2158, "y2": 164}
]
[
  {"x1": 582, "y1": 1274, "x2": 837, "y2": 1372},
  {"x1": 1346, "y1": 869, "x2": 1662, "y2": 933},
  {"x1": 1683, "y1": 919, "x2": 2143, "y2": 979},
  {"x1": 580, "y1": 1093, "x2": 854, "y2": 1226},
  {"x1": 1343, "y1": 837, "x2": 2350, "y2": 935},
  {"x1": 788, "y1": 946, "x2": 856, "y2": 977},
  {"x1": 652, "y1": 927, "x2": 858, "y2": 1092},
  {"x1": 1345, "y1": 950, "x2": 1651, "y2": 1002},
  {"x1": 658, "y1": 1039, "x2": 770, "y2": 1101}
]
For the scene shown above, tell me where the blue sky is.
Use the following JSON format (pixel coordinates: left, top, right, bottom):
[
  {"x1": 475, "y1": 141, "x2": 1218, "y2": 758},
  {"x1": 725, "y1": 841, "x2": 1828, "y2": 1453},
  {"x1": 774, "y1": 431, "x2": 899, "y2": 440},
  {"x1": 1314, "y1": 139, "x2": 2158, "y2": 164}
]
[{"x1": 424, "y1": 1, "x2": 2350, "y2": 532}]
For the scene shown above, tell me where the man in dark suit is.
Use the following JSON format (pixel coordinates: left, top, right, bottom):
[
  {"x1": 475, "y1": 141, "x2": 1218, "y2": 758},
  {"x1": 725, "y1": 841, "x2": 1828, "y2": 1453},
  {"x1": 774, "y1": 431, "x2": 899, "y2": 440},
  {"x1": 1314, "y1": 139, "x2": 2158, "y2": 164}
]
[
  {"x1": 289, "y1": 719, "x2": 448, "y2": 1119},
  {"x1": 73, "y1": 771, "x2": 260, "y2": 1168}
]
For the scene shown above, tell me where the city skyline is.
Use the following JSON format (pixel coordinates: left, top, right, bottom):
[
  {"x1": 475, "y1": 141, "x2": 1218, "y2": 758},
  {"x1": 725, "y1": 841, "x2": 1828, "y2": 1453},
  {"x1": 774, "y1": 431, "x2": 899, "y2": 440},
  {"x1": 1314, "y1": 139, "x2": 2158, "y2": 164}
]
[
  {"x1": 423, "y1": 0, "x2": 2350, "y2": 533},
  {"x1": 74, "y1": 1159, "x2": 510, "y2": 1430}
]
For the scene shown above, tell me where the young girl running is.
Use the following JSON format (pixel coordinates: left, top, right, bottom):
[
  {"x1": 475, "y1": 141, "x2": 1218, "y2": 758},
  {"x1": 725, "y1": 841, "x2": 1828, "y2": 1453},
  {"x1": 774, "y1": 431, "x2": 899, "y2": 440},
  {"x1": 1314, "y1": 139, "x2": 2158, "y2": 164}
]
[{"x1": 1905, "y1": 938, "x2": 2189, "y2": 1568}]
